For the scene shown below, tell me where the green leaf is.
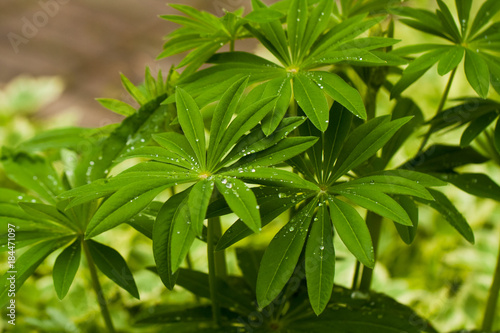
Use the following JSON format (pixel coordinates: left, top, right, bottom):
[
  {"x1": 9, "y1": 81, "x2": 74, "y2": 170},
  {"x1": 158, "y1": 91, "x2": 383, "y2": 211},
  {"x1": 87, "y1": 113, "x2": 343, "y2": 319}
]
[
  {"x1": 416, "y1": 189, "x2": 474, "y2": 243},
  {"x1": 215, "y1": 177, "x2": 261, "y2": 233},
  {"x1": 469, "y1": 0, "x2": 500, "y2": 38},
  {"x1": 153, "y1": 191, "x2": 190, "y2": 289},
  {"x1": 85, "y1": 179, "x2": 179, "y2": 238},
  {"x1": 221, "y1": 117, "x2": 306, "y2": 167},
  {"x1": 339, "y1": 189, "x2": 412, "y2": 226},
  {"x1": 176, "y1": 88, "x2": 206, "y2": 168},
  {"x1": 402, "y1": 145, "x2": 488, "y2": 172},
  {"x1": 287, "y1": 0, "x2": 308, "y2": 60},
  {"x1": 393, "y1": 196, "x2": 419, "y2": 245},
  {"x1": 330, "y1": 117, "x2": 412, "y2": 182},
  {"x1": 390, "y1": 7, "x2": 446, "y2": 39},
  {"x1": 53, "y1": 239, "x2": 81, "y2": 299},
  {"x1": 370, "y1": 170, "x2": 447, "y2": 187},
  {"x1": 286, "y1": 286, "x2": 438, "y2": 333},
  {"x1": 0, "y1": 237, "x2": 72, "y2": 306},
  {"x1": 381, "y1": 98, "x2": 424, "y2": 165},
  {"x1": 460, "y1": 111, "x2": 497, "y2": 147},
  {"x1": 17, "y1": 127, "x2": 91, "y2": 152},
  {"x1": 455, "y1": 0, "x2": 472, "y2": 36},
  {"x1": 153, "y1": 132, "x2": 196, "y2": 162},
  {"x1": 464, "y1": 49, "x2": 490, "y2": 98},
  {"x1": 293, "y1": 73, "x2": 329, "y2": 131},
  {"x1": 86, "y1": 240, "x2": 139, "y2": 298},
  {"x1": 301, "y1": 0, "x2": 334, "y2": 55},
  {"x1": 1, "y1": 151, "x2": 64, "y2": 204},
  {"x1": 256, "y1": 198, "x2": 317, "y2": 308},
  {"x1": 117, "y1": 146, "x2": 194, "y2": 169},
  {"x1": 89, "y1": 94, "x2": 168, "y2": 182},
  {"x1": 222, "y1": 168, "x2": 319, "y2": 191},
  {"x1": 307, "y1": 71, "x2": 366, "y2": 120},
  {"x1": 405, "y1": 49, "x2": 444, "y2": 74},
  {"x1": 305, "y1": 204, "x2": 335, "y2": 316},
  {"x1": 120, "y1": 73, "x2": 148, "y2": 105},
  {"x1": 18, "y1": 202, "x2": 77, "y2": 232},
  {"x1": 327, "y1": 196, "x2": 374, "y2": 268},
  {"x1": 233, "y1": 137, "x2": 318, "y2": 169},
  {"x1": 188, "y1": 179, "x2": 214, "y2": 236},
  {"x1": 214, "y1": 96, "x2": 278, "y2": 163},
  {"x1": 170, "y1": 195, "x2": 197, "y2": 273},
  {"x1": 249, "y1": 1, "x2": 291, "y2": 65},
  {"x1": 324, "y1": 103, "x2": 353, "y2": 177},
  {"x1": 332, "y1": 175, "x2": 434, "y2": 200},
  {"x1": 436, "y1": 0, "x2": 462, "y2": 42},
  {"x1": 441, "y1": 173, "x2": 500, "y2": 202},
  {"x1": 208, "y1": 77, "x2": 248, "y2": 167},
  {"x1": 261, "y1": 77, "x2": 293, "y2": 135},
  {"x1": 215, "y1": 188, "x2": 315, "y2": 250},
  {"x1": 245, "y1": 8, "x2": 285, "y2": 23},
  {"x1": 437, "y1": 46, "x2": 464, "y2": 75},
  {"x1": 495, "y1": 117, "x2": 500, "y2": 154},
  {"x1": 96, "y1": 98, "x2": 136, "y2": 116}
]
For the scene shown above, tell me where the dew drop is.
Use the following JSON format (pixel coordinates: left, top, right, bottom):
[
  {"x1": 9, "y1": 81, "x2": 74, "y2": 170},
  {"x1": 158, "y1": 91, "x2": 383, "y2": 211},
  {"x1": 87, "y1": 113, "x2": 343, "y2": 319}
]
[{"x1": 289, "y1": 226, "x2": 295, "y2": 232}]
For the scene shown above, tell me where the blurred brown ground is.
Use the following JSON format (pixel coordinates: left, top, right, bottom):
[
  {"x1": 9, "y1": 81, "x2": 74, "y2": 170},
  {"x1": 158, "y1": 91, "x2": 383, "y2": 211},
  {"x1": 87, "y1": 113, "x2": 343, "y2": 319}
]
[{"x1": 0, "y1": 0, "x2": 255, "y2": 127}]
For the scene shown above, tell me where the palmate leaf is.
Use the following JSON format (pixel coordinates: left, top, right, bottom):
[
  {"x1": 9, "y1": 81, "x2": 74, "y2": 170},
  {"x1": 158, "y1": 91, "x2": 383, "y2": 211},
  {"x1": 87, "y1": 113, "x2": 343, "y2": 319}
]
[
  {"x1": 391, "y1": 0, "x2": 500, "y2": 98},
  {"x1": 256, "y1": 198, "x2": 318, "y2": 308},
  {"x1": 159, "y1": 5, "x2": 247, "y2": 74},
  {"x1": 86, "y1": 240, "x2": 139, "y2": 298}
]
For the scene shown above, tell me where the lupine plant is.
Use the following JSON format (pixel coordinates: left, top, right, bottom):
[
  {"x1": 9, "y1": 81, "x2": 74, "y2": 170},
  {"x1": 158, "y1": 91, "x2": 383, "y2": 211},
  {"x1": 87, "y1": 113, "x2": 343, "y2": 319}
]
[{"x1": 2, "y1": 0, "x2": 500, "y2": 332}]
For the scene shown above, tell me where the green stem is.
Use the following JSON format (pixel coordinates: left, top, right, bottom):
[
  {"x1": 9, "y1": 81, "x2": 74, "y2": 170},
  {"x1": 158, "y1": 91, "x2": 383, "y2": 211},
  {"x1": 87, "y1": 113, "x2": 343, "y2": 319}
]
[
  {"x1": 207, "y1": 218, "x2": 222, "y2": 327},
  {"x1": 212, "y1": 217, "x2": 227, "y2": 278},
  {"x1": 482, "y1": 227, "x2": 500, "y2": 331},
  {"x1": 83, "y1": 240, "x2": 116, "y2": 333},
  {"x1": 230, "y1": 39, "x2": 235, "y2": 52},
  {"x1": 417, "y1": 67, "x2": 457, "y2": 154},
  {"x1": 359, "y1": 211, "x2": 383, "y2": 292},
  {"x1": 351, "y1": 261, "x2": 361, "y2": 290}
]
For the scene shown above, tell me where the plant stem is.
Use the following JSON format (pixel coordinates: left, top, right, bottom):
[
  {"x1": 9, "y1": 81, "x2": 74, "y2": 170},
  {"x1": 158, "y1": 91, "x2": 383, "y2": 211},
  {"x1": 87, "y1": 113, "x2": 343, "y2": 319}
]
[
  {"x1": 207, "y1": 217, "x2": 222, "y2": 327},
  {"x1": 230, "y1": 39, "x2": 235, "y2": 52},
  {"x1": 83, "y1": 240, "x2": 116, "y2": 333},
  {"x1": 351, "y1": 261, "x2": 361, "y2": 290},
  {"x1": 417, "y1": 67, "x2": 457, "y2": 154},
  {"x1": 482, "y1": 226, "x2": 500, "y2": 331},
  {"x1": 359, "y1": 211, "x2": 383, "y2": 292},
  {"x1": 212, "y1": 217, "x2": 228, "y2": 278}
]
